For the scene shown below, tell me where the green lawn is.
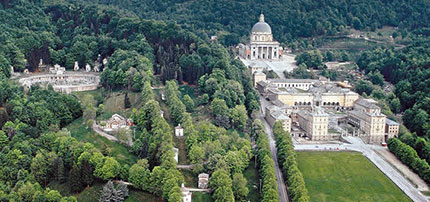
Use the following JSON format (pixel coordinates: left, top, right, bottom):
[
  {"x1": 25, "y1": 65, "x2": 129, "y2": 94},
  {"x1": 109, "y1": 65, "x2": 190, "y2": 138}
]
[
  {"x1": 66, "y1": 117, "x2": 137, "y2": 165},
  {"x1": 243, "y1": 159, "x2": 261, "y2": 202},
  {"x1": 179, "y1": 85, "x2": 197, "y2": 100},
  {"x1": 193, "y1": 192, "x2": 213, "y2": 202},
  {"x1": 296, "y1": 152, "x2": 411, "y2": 202}
]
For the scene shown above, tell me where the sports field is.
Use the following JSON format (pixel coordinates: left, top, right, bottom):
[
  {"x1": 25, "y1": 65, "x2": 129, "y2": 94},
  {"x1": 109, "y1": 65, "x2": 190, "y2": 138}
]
[{"x1": 296, "y1": 152, "x2": 411, "y2": 202}]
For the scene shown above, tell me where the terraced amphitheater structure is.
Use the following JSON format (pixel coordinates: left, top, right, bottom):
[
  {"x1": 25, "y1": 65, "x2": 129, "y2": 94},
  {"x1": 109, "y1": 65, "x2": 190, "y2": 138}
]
[{"x1": 18, "y1": 72, "x2": 101, "y2": 94}]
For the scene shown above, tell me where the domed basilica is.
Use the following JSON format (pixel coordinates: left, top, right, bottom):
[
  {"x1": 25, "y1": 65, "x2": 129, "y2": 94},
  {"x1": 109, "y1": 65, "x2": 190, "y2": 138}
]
[{"x1": 239, "y1": 13, "x2": 283, "y2": 60}]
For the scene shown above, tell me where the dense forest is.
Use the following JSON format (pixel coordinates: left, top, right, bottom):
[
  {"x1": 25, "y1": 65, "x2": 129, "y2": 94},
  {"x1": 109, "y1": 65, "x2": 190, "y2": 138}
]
[
  {"x1": 357, "y1": 37, "x2": 430, "y2": 171},
  {"x1": 0, "y1": 0, "x2": 261, "y2": 201},
  {"x1": 2, "y1": 0, "x2": 430, "y2": 201},
  {"x1": 74, "y1": 0, "x2": 430, "y2": 47}
]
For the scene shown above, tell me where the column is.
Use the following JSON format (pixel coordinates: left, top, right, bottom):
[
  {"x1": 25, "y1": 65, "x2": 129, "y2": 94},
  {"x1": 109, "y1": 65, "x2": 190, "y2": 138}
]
[{"x1": 265, "y1": 46, "x2": 268, "y2": 59}]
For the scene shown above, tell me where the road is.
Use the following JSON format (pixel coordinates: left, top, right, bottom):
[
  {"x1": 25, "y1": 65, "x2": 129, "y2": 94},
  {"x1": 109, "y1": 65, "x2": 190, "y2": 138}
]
[
  {"x1": 294, "y1": 136, "x2": 429, "y2": 202},
  {"x1": 92, "y1": 123, "x2": 118, "y2": 142},
  {"x1": 259, "y1": 96, "x2": 289, "y2": 202}
]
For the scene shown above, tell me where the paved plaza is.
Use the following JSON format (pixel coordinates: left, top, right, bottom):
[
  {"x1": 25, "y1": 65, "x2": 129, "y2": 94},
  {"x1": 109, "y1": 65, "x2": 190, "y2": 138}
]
[{"x1": 241, "y1": 54, "x2": 297, "y2": 79}]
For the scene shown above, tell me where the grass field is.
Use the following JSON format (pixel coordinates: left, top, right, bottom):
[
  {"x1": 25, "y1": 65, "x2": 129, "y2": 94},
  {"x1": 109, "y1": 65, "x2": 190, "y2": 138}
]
[
  {"x1": 193, "y1": 192, "x2": 213, "y2": 202},
  {"x1": 66, "y1": 117, "x2": 137, "y2": 165},
  {"x1": 243, "y1": 159, "x2": 261, "y2": 202},
  {"x1": 296, "y1": 152, "x2": 411, "y2": 202}
]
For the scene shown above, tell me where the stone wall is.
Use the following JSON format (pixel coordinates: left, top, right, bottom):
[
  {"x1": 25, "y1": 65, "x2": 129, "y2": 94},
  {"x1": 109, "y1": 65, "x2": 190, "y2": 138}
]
[{"x1": 18, "y1": 72, "x2": 100, "y2": 94}]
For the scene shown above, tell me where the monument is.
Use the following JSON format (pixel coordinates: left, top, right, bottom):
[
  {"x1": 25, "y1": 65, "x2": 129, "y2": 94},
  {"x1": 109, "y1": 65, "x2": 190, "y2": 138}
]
[
  {"x1": 74, "y1": 61, "x2": 79, "y2": 71},
  {"x1": 238, "y1": 13, "x2": 283, "y2": 60},
  {"x1": 86, "y1": 64, "x2": 91, "y2": 72}
]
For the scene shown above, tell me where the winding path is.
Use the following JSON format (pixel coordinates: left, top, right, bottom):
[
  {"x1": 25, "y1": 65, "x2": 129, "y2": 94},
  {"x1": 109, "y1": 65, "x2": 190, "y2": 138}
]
[
  {"x1": 259, "y1": 96, "x2": 289, "y2": 202},
  {"x1": 92, "y1": 123, "x2": 118, "y2": 142}
]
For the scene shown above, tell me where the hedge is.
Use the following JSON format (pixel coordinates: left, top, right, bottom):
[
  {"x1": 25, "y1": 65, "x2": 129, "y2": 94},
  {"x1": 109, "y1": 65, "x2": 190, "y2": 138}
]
[{"x1": 273, "y1": 121, "x2": 310, "y2": 202}]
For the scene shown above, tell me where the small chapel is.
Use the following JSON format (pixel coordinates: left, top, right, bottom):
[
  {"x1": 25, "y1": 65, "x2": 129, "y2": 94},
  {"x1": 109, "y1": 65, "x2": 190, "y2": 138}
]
[{"x1": 238, "y1": 13, "x2": 283, "y2": 60}]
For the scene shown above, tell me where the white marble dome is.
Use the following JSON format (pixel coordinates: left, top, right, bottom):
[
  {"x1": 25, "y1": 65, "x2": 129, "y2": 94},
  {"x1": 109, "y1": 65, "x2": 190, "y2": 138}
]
[{"x1": 251, "y1": 14, "x2": 272, "y2": 34}]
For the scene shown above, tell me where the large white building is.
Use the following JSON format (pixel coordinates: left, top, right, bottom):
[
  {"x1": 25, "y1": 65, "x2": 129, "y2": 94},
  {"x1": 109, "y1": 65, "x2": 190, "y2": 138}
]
[
  {"x1": 238, "y1": 14, "x2": 283, "y2": 60},
  {"x1": 348, "y1": 98, "x2": 386, "y2": 144},
  {"x1": 296, "y1": 108, "x2": 329, "y2": 141}
]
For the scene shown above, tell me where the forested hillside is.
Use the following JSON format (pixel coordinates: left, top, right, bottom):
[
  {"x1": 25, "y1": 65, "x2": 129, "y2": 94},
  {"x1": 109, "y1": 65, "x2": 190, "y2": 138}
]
[
  {"x1": 75, "y1": 0, "x2": 430, "y2": 46},
  {"x1": 357, "y1": 37, "x2": 430, "y2": 171},
  {"x1": 0, "y1": 0, "x2": 261, "y2": 201}
]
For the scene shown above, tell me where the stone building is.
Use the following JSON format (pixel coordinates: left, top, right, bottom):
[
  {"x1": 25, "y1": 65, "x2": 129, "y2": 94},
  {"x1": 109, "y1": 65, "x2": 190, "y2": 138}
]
[
  {"x1": 102, "y1": 114, "x2": 132, "y2": 132},
  {"x1": 385, "y1": 118, "x2": 399, "y2": 141},
  {"x1": 180, "y1": 184, "x2": 192, "y2": 202},
  {"x1": 296, "y1": 108, "x2": 329, "y2": 141},
  {"x1": 265, "y1": 106, "x2": 292, "y2": 133},
  {"x1": 175, "y1": 124, "x2": 184, "y2": 137},
  {"x1": 173, "y1": 148, "x2": 179, "y2": 163},
  {"x1": 18, "y1": 72, "x2": 100, "y2": 94},
  {"x1": 259, "y1": 79, "x2": 318, "y2": 91},
  {"x1": 348, "y1": 98, "x2": 386, "y2": 144},
  {"x1": 253, "y1": 71, "x2": 266, "y2": 87},
  {"x1": 198, "y1": 173, "x2": 209, "y2": 189},
  {"x1": 265, "y1": 82, "x2": 359, "y2": 109},
  {"x1": 238, "y1": 14, "x2": 283, "y2": 60}
]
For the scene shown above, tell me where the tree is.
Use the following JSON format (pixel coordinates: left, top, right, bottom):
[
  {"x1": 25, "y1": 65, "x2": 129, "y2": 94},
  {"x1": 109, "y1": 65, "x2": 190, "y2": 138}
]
[
  {"x1": 31, "y1": 151, "x2": 56, "y2": 186},
  {"x1": 0, "y1": 130, "x2": 8, "y2": 149},
  {"x1": 210, "y1": 169, "x2": 234, "y2": 202},
  {"x1": 78, "y1": 153, "x2": 94, "y2": 187},
  {"x1": 100, "y1": 181, "x2": 129, "y2": 202},
  {"x1": 183, "y1": 95, "x2": 195, "y2": 112},
  {"x1": 116, "y1": 128, "x2": 131, "y2": 146},
  {"x1": 369, "y1": 70, "x2": 385, "y2": 86},
  {"x1": 141, "y1": 81, "x2": 154, "y2": 103},
  {"x1": 231, "y1": 105, "x2": 248, "y2": 130},
  {"x1": 389, "y1": 97, "x2": 401, "y2": 114},
  {"x1": 52, "y1": 157, "x2": 65, "y2": 183},
  {"x1": 83, "y1": 103, "x2": 96, "y2": 127},
  {"x1": 232, "y1": 173, "x2": 248, "y2": 201},
  {"x1": 99, "y1": 157, "x2": 120, "y2": 180},
  {"x1": 296, "y1": 50, "x2": 323, "y2": 69},
  {"x1": 97, "y1": 104, "x2": 104, "y2": 116},
  {"x1": 211, "y1": 98, "x2": 229, "y2": 116},
  {"x1": 188, "y1": 145, "x2": 205, "y2": 173},
  {"x1": 70, "y1": 163, "x2": 84, "y2": 193},
  {"x1": 201, "y1": 94, "x2": 209, "y2": 105},
  {"x1": 124, "y1": 93, "x2": 131, "y2": 109},
  {"x1": 354, "y1": 80, "x2": 375, "y2": 96},
  {"x1": 128, "y1": 159, "x2": 151, "y2": 191}
]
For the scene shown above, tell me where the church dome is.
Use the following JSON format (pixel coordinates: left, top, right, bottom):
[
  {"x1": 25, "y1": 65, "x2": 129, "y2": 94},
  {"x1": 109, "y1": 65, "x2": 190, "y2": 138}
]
[{"x1": 251, "y1": 14, "x2": 272, "y2": 34}]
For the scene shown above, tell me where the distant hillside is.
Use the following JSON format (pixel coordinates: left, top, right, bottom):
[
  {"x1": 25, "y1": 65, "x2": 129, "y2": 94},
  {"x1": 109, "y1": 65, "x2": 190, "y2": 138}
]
[{"x1": 75, "y1": 0, "x2": 430, "y2": 46}]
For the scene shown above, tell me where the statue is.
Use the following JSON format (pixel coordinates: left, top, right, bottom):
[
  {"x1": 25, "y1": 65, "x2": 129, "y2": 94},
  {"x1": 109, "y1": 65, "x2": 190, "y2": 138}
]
[
  {"x1": 86, "y1": 64, "x2": 91, "y2": 72},
  {"x1": 74, "y1": 61, "x2": 79, "y2": 71},
  {"x1": 102, "y1": 58, "x2": 108, "y2": 66},
  {"x1": 93, "y1": 65, "x2": 99, "y2": 72},
  {"x1": 39, "y1": 59, "x2": 43, "y2": 67},
  {"x1": 10, "y1": 66, "x2": 14, "y2": 74},
  {"x1": 23, "y1": 69, "x2": 29, "y2": 74}
]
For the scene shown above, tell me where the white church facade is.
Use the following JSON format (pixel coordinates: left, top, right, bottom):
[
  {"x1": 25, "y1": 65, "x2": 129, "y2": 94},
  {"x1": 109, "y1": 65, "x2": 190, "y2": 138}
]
[{"x1": 238, "y1": 13, "x2": 283, "y2": 60}]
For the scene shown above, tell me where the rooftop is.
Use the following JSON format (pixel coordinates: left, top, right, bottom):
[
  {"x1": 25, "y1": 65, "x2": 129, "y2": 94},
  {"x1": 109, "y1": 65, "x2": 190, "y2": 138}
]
[
  {"x1": 272, "y1": 111, "x2": 291, "y2": 120},
  {"x1": 355, "y1": 98, "x2": 380, "y2": 109},
  {"x1": 251, "y1": 14, "x2": 272, "y2": 34},
  {"x1": 386, "y1": 118, "x2": 399, "y2": 125}
]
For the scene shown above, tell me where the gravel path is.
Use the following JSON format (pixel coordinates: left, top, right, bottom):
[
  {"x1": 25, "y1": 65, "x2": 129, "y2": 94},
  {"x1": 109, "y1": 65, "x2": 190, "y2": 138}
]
[{"x1": 259, "y1": 96, "x2": 289, "y2": 202}]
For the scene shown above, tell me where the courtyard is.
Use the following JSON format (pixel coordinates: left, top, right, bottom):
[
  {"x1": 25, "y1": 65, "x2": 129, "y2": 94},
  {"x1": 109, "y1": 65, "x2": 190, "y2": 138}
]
[{"x1": 296, "y1": 151, "x2": 411, "y2": 202}]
